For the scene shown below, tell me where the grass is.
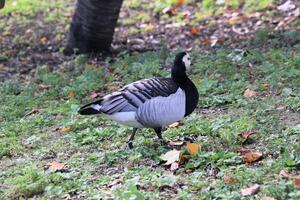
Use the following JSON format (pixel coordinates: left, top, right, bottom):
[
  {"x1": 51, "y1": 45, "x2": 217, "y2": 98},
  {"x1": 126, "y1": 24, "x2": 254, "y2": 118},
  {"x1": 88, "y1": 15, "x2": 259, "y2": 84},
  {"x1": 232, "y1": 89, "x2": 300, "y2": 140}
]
[
  {"x1": 1, "y1": 45, "x2": 300, "y2": 199},
  {"x1": 1, "y1": 0, "x2": 300, "y2": 199}
]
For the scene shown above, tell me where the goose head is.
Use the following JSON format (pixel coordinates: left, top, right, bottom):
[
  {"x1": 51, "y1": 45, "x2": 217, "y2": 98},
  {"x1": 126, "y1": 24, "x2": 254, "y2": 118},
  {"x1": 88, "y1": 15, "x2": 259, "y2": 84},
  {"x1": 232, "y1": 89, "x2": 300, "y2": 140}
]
[{"x1": 172, "y1": 52, "x2": 192, "y2": 84}]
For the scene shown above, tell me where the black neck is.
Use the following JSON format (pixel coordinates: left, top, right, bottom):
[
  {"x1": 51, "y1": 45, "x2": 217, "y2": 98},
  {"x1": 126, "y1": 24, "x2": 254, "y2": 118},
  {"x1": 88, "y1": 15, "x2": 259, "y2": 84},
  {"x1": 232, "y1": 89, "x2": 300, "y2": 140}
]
[
  {"x1": 171, "y1": 63, "x2": 188, "y2": 85},
  {"x1": 171, "y1": 63, "x2": 199, "y2": 117}
]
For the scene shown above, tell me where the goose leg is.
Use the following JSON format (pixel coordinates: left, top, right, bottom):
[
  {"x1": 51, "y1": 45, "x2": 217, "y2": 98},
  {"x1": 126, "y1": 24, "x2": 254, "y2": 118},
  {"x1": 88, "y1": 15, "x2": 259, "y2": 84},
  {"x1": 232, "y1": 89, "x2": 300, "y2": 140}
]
[
  {"x1": 127, "y1": 128, "x2": 137, "y2": 149},
  {"x1": 154, "y1": 127, "x2": 165, "y2": 144}
]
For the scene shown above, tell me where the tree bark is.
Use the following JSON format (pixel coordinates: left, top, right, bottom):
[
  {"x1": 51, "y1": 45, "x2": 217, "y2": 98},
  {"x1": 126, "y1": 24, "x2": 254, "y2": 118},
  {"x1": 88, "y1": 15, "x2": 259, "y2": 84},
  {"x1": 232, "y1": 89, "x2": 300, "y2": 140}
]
[
  {"x1": 64, "y1": 0, "x2": 123, "y2": 55},
  {"x1": 0, "y1": 0, "x2": 5, "y2": 9}
]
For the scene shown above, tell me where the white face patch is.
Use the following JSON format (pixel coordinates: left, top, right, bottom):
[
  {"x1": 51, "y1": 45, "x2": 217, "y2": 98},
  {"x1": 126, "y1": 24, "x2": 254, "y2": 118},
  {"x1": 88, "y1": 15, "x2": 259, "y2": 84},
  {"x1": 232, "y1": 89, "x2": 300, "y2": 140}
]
[{"x1": 182, "y1": 53, "x2": 192, "y2": 72}]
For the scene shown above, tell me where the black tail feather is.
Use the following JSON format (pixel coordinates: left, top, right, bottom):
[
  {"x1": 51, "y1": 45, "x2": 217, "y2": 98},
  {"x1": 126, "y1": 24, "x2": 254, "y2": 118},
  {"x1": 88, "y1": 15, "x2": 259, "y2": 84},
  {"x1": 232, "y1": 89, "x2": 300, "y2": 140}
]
[{"x1": 78, "y1": 99, "x2": 102, "y2": 115}]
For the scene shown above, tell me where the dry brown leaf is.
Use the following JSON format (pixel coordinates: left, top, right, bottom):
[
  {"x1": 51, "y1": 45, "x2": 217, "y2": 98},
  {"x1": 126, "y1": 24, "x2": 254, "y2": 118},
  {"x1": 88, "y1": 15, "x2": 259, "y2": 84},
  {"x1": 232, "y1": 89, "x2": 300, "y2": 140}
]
[
  {"x1": 40, "y1": 36, "x2": 48, "y2": 44},
  {"x1": 22, "y1": 142, "x2": 33, "y2": 149},
  {"x1": 24, "y1": 108, "x2": 40, "y2": 117},
  {"x1": 167, "y1": 140, "x2": 184, "y2": 146},
  {"x1": 160, "y1": 150, "x2": 180, "y2": 165},
  {"x1": 238, "y1": 146, "x2": 250, "y2": 154},
  {"x1": 68, "y1": 91, "x2": 76, "y2": 98},
  {"x1": 61, "y1": 127, "x2": 72, "y2": 133},
  {"x1": 170, "y1": 162, "x2": 179, "y2": 171},
  {"x1": 244, "y1": 88, "x2": 256, "y2": 98},
  {"x1": 241, "y1": 184, "x2": 260, "y2": 196},
  {"x1": 294, "y1": 176, "x2": 300, "y2": 187},
  {"x1": 174, "y1": 0, "x2": 185, "y2": 7},
  {"x1": 107, "y1": 179, "x2": 123, "y2": 187},
  {"x1": 90, "y1": 91, "x2": 104, "y2": 99},
  {"x1": 163, "y1": 6, "x2": 176, "y2": 17},
  {"x1": 279, "y1": 170, "x2": 290, "y2": 179},
  {"x1": 218, "y1": 77, "x2": 225, "y2": 82},
  {"x1": 190, "y1": 27, "x2": 198, "y2": 36},
  {"x1": 2, "y1": 30, "x2": 11, "y2": 37},
  {"x1": 208, "y1": 73, "x2": 214, "y2": 78},
  {"x1": 46, "y1": 161, "x2": 65, "y2": 171},
  {"x1": 169, "y1": 122, "x2": 181, "y2": 128},
  {"x1": 186, "y1": 142, "x2": 201, "y2": 155},
  {"x1": 261, "y1": 196, "x2": 276, "y2": 200},
  {"x1": 276, "y1": 105, "x2": 285, "y2": 111},
  {"x1": 261, "y1": 83, "x2": 269, "y2": 89},
  {"x1": 228, "y1": 15, "x2": 246, "y2": 25},
  {"x1": 239, "y1": 131, "x2": 255, "y2": 139},
  {"x1": 85, "y1": 63, "x2": 97, "y2": 69},
  {"x1": 243, "y1": 151, "x2": 263, "y2": 163},
  {"x1": 202, "y1": 37, "x2": 211, "y2": 46},
  {"x1": 223, "y1": 174, "x2": 237, "y2": 184}
]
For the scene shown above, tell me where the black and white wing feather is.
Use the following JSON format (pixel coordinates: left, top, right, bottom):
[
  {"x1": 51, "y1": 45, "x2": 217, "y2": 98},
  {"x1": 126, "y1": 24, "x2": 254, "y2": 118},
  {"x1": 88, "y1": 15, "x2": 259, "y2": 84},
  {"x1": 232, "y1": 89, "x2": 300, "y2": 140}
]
[{"x1": 78, "y1": 77, "x2": 179, "y2": 115}]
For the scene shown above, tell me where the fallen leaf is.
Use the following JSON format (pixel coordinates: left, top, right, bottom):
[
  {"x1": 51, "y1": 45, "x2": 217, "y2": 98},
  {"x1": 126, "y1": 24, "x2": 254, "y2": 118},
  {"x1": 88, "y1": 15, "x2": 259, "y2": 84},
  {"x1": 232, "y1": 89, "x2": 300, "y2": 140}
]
[
  {"x1": 243, "y1": 151, "x2": 263, "y2": 163},
  {"x1": 85, "y1": 63, "x2": 97, "y2": 69},
  {"x1": 22, "y1": 142, "x2": 33, "y2": 149},
  {"x1": 208, "y1": 73, "x2": 214, "y2": 78},
  {"x1": 261, "y1": 196, "x2": 276, "y2": 200},
  {"x1": 228, "y1": 15, "x2": 246, "y2": 25},
  {"x1": 174, "y1": 0, "x2": 185, "y2": 7},
  {"x1": 167, "y1": 140, "x2": 184, "y2": 146},
  {"x1": 46, "y1": 161, "x2": 65, "y2": 171},
  {"x1": 232, "y1": 26, "x2": 249, "y2": 35},
  {"x1": 261, "y1": 83, "x2": 269, "y2": 89},
  {"x1": 68, "y1": 91, "x2": 76, "y2": 98},
  {"x1": 169, "y1": 122, "x2": 181, "y2": 128},
  {"x1": 202, "y1": 37, "x2": 211, "y2": 46},
  {"x1": 163, "y1": 6, "x2": 176, "y2": 17},
  {"x1": 170, "y1": 162, "x2": 179, "y2": 171},
  {"x1": 144, "y1": 23, "x2": 155, "y2": 32},
  {"x1": 40, "y1": 36, "x2": 48, "y2": 44},
  {"x1": 186, "y1": 142, "x2": 201, "y2": 155},
  {"x1": 223, "y1": 174, "x2": 237, "y2": 184},
  {"x1": 277, "y1": 0, "x2": 295, "y2": 12},
  {"x1": 294, "y1": 176, "x2": 300, "y2": 187},
  {"x1": 276, "y1": 105, "x2": 285, "y2": 111},
  {"x1": 241, "y1": 184, "x2": 260, "y2": 196},
  {"x1": 210, "y1": 36, "x2": 218, "y2": 47},
  {"x1": 279, "y1": 170, "x2": 290, "y2": 179},
  {"x1": 24, "y1": 108, "x2": 40, "y2": 117},
  {"x1": 90, "y1": 91, "x2": 104, "y2": 99},
  {"x1": 244, "y1": 88, "x2": 256, "y2": 98},
  {"x1": 190, "y1": 27, "x2": 198, "y2": 36},
  {"x1": 238, "y1": 146, "x2": 250, "y2": 154},
  {"x1": 218, "y1": 77, "x2": 225, "y2": 82},
  {"x1": 107, "y1": 179, "x2": 123, "y2": 187},
  {"x1": 160, "y1": 150, "x2": 180, "y2": 165},
  {"x1": 40, "y1": 84, "x2": 51, "y2": 89},
  {"x1": 2, "y1": 30, "x2": 11, "y2": 37},
  {"x1": 61, "y1": 127, "x2": 72, "y2": 133},
  {"x1": 239, "y1": 131, "x2": 255, "y2": 139}
]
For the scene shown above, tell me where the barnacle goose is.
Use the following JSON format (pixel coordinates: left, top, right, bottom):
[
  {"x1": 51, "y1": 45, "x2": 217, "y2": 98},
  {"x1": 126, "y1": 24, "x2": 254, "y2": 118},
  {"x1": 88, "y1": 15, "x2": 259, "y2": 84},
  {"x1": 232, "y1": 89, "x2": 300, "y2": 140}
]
[{"x1": 79, "y1": 52, "x2": 199, "y2": 148}]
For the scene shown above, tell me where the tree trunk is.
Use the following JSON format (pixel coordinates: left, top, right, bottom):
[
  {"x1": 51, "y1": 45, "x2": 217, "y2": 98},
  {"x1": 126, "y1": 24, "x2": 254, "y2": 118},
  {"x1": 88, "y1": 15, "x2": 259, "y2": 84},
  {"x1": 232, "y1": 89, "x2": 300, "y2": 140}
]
[
  {"x1": 0, "y1": 0, "x2": 5, "y2": 9},
  {"x1": 64, "y1": 0, "x2": 123, "y2": 55}
]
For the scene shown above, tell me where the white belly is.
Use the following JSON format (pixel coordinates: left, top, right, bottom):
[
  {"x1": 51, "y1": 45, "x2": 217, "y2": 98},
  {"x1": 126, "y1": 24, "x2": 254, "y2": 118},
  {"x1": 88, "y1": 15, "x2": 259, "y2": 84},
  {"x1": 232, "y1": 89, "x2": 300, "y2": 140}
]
[{"x1": 108, "y1": 112, "x2": 144, "y2": 128}]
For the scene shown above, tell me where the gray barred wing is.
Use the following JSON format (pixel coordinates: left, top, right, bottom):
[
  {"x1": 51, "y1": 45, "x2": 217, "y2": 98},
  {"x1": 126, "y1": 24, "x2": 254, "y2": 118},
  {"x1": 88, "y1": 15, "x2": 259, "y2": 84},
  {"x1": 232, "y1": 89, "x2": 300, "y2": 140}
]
[{"x1": 99, "y1": 77, "x2": 179, "y2": 115}]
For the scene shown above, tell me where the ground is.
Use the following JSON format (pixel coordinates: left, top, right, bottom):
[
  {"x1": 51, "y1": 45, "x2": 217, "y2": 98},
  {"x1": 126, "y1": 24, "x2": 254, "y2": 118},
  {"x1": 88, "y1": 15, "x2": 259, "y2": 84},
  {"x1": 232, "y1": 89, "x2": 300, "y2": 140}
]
[{"x1": 0, "y1": 0, "x2": 300, "y2": 199}]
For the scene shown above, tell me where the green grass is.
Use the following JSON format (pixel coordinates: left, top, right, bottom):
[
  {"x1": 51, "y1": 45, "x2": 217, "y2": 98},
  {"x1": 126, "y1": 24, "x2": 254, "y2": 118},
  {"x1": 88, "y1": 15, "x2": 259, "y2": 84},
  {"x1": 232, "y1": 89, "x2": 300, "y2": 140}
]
[
  {"x1": 1, "y1": 0, "x2": 300, "y2": 199},
  {"x1": 1, "y1": 45, "x2": 300, "y2": 199}
]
